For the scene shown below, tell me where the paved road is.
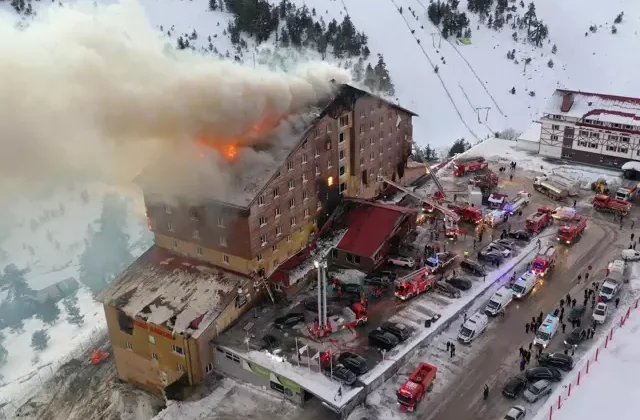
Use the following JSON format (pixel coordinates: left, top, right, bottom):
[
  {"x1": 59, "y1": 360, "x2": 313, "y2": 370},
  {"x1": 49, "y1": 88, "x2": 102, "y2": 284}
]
[{"x1": 418, "y1": 214, "x2": 622, "y2": 420}]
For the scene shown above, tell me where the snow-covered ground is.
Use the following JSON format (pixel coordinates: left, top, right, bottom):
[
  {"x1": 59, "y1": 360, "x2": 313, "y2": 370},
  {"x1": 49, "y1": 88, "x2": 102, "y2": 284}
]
[
  {"x1": 0, "y1": 184, "x2": 152, "y2": 410},
  {"x1": 530, "y1": 262, "x2": 640, "y2": 420}
]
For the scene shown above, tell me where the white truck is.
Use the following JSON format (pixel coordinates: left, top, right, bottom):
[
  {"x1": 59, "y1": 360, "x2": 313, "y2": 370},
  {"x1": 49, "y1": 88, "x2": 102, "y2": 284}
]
[
  {"x1": 504, "y1": 191, "x2": 530, "y2": 215},
  {"x1": 535, "y1": 173, "x2": 581, "y2": 197}
]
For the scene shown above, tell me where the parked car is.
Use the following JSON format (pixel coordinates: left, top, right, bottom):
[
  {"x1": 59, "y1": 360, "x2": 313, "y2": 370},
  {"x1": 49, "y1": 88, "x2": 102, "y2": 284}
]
[
  {"x1": 381, "y1": 322, "x2": 412, "y2": 342},
  {"x1": 338, "y1": 352, "x2": 369, "y2": 375},
  {"x1": 508, "y1": 230, "x2": 532, "y2": 241},
  {"x1": 274, "y1": 313, "x2": 305, "y2": 329},
  {"x1": 446, "y1": 277, "x2": 473, "y2": 291},
  {"x1": 538, "y1": 353, "x2": 574, "y2": 371},
  {"x1": 621, "y1": 249, "x2": 640, "y2": 261},
  {"x1": 502, "y1": 375, "x2": 527, "y2": 398},
  {"x1": 341, "y1": 283, "x2": 364, "y2": 295},
  {"x1": 460, "y1": 259, "x2": 487, "y2": 276},
  {"x1": 525, "y1": 367, "x2": 562, "y2": 383},
  {"x1": 563, "y1": 327, "x2": 587, "y2": 348},
  {"x1": 488, "y1": 243, "x2": 512, "y2": 257},
  {"x1": 567, "y1": 305, "x2": 586, "y2": 323},
  {"x1": 478, "y1": 249, "x2": 504, "y2": 263},
  {"x1": 593, "y1": 302, "x2": 609, "y2": 324},
  {"x1": 364, "y1": 276, "x2": 391, "y2": 287},
  {"x1": 523, "y1": 379, "x2": 552, "y2": 403},
  {"x1": 259, "y1": 334, "x2": 281, "y2": 354},
  {"x1": 495, "y1": 239, "x2": 517, "y2": 249},
  {"x1": 327, "y1": 365, "x2": 357, "y2": 386},
  {"x1": 435, "y1": 281, "x2": 462, "y2": 298},
  {"x1": 504, "y1": 406, "x2": 527, "y2": 420},
  {"x1": 368, "y1": 329, "x2": 399, "y2": 351},
  {"x1": 388, "y1": 256, "x2": 415, "y2": 268}
]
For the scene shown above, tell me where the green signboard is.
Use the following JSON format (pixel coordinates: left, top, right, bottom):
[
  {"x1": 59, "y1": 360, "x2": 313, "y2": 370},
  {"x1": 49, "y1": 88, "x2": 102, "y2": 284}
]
[
  {"x1": 277, "y1": 375, "x2": 301, "y2": 393},
  {"x1": 248, "y1": 362, "x2": 271, "y2": 380}
]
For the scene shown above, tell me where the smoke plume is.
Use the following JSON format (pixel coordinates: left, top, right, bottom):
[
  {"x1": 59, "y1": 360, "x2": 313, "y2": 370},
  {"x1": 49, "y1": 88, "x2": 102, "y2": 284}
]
[{"x1": 0, "y1": 0, "x2": 350, "y2": 202}]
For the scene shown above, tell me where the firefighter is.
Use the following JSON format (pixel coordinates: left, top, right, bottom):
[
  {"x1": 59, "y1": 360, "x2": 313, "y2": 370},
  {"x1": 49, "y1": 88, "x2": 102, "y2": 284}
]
[{"x1": 464, "y1": 249, "x2": 469, "y2": 258}]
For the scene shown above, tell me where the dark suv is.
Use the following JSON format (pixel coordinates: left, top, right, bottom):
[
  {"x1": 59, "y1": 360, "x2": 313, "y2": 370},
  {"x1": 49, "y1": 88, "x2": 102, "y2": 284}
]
[
  {"x1": 538, "y1": 353, "x2": 574, "y2": 371},
  {"x1": 477, "y1": 249, "x2": 503, "y2": 263},
  {"x1": 368, "y1": 329, "x2": 399, "y2": 351},
  {"x1": 338, "y1": 352, "x2": 369, "y2": 375},
  {"x1": 525, "y1": 367, "x2": 562, "y2": 382},
  {"x1": 502, "y1": 375, "x2": 527, "y2": 398},
  {"x1": 460, "y1": 259, "x2": 487, "y2": 276},
  {"x1": 381, "y1": 322, "x2": 412, "y2": 342},
  {"x1": 274, "y1": 313, "x2": 304, "y2": 329},
  {"x1": 434, "y1": 281, "x2": 461, "y2": 298}
]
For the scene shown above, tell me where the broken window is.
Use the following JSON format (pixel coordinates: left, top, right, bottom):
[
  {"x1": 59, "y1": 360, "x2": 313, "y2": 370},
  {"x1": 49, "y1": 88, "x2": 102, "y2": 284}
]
[{"x1": 117, "y1": 311, "x2": 134, "y2": 335}]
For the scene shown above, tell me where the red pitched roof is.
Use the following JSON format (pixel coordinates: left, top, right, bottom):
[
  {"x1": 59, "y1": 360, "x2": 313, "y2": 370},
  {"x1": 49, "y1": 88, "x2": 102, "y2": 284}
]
[{"x1": 337, "y1": 201, "x2": 416, "y2": 257}]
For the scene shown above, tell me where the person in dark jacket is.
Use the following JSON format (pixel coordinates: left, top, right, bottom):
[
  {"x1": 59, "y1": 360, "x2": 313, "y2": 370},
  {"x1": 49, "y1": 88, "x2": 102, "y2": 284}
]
[
  {"x1": 562, "y1": 323, "x2": 567, "y2": 333},
  {"x1": 525, "y1": 323, "x2": 530, "y2": 334},
  {"x1": 615, "y1": 297, "x2": 620, "y2": 308},
  {"x1": 519, "y1": 358, "x2": 526, "y2": 371},
  {"x1": 572, "y1": 298, "x2": 577, "y2": 308},
  {"x1": 484, "y1": 384, "x2": 489, "y2": 400}
]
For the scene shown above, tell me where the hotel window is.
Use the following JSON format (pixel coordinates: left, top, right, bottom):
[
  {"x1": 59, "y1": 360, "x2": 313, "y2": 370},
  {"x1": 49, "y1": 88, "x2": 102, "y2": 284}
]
[
  {"x1": 287, "y1": 160, "x2": 294, "y2": 171},
  {"x1": 302, "y1": 153, "x2": 308, "y2": 164},
  {"x1": 275, "y1": 207, "x2": 281, "y2": 217},
  {"x1": 327, "y1": 123, "x2": 332, "y2": 133},
  {"x1": 272, "y1": 244, "x2": 277, "y2": 252},
  {"x1": 609, "y1": 135, "x2": 619, "y2": 141},
  {"x1": 223, "y1": 254, "x2": 230, "y2": 264},
  {"x1": 219, "y1": 237, "x2": 227, "y2": 247},
  {"x1": 167, "y1": 222, "x2": 174, "y2": 232},
  {"x1": 289, "y1": 198, "x2": 295, "y2": 208},
  {"x1": 287, "y1": 234, "x2": 292, "y2": 242},
  {"x1": 217, "y1": 217, "x2": 225, "y2": 227},
  {"x1": 259, "y1": 216, "x2": 266, "y2": 226},
  {"x1": 552, "y1": 124, "x2": 560, "y2": 130},
  {"x1": 165, "y1": 205, "x2": 172, "y2": 214},
  {"x1": 189, "y1": 209, "x2": 198, "y2": 220},
  {"x1": 273, "y1": 187, "x2": 280, "y2": 198},
  {"x1": 340, "y1": 183, "x2": 346, "y2": 194},
  {"x1": 172, "y1": 345, "x2": 185, "y2": 355},
  {"x1": 369, "y1": 121, "x2": 374, "y2": 130},
  {"x1": 328, "y1": 158, "x2": 333, "y2": 169},
  {"x1": 360, "y1": 124, "x2": 365, "y2": 133},
  {"x1": 339, "y1": 149, "x2": 346, "y2": 160},
  {"x1": 126, "y1": 342, "x2": 133, "y2": 350},
  {"x1": 258, "y1": 196, "x2": 265, "y2": 206},
  {"x1": 339, "y1": 132, "x2": 345, "y2": 143},
  {"x1": 171, "y1": 239, "x2": 178, "y2": 249},
  {"x1": 257, "y1": 253, "x2": 263, "y2": 262},
  {"x1": 291, "y1": 217, "x2": 297, "y2": 227},
  {"x1": 205, "y1": 363, "x2": 213, "y2": 373},
  {"x1": 288, "y1": 179, "x2": 295, "y2": 190},
  {"x1": 302, "y1": 174, "x2": 308, "y2": 183},
  {"x1": 178, "y1": 364, "x2": 184, "y2": 372},
  {"x1": 303, "y1": 190, "x2": 308, "y2": 201},
  {"x1": 260, "y1": 235, "x2": 268, "y2": 246},
  {"x1": 148, "y1": 335, "x2": 156, "y2": 345},
  {"x1": 152, "y1": 353, "x2": 158, "y2": 361},
  {"x1": 304, "y1": 209, "x2": 310, "y2": 218},
  {"x1": 276, "y1": 226, "x2": 282, "y2": 236},
  {"x1": 379, "y1": 131, "x2": 384, "y2": 140},
  {"x1": 315, "y1": 147, "x2": 320, "y2": 157},
  {"x1": 197, "y1": 246, "x2": 203, "y2": 255},
  {"x1": 550, "y1": 135, "x2": 558, "y2": 141},
  {"x1": 339, "y1": 115, "x2": 349, "y2": 127},
  {"x1": 340, "y1": 166, "x2": 346, "y2": 176},
  {"x1": 192, "y1": 229, "x2": 200, "y2": 239}
]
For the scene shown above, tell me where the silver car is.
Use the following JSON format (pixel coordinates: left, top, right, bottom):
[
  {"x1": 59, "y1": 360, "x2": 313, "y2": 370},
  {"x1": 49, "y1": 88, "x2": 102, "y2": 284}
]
[
  {"x1": 523, "y1": 379, "x2": 552, "y2": 403},
  {"x1": 504, "y1": 406, "x2": 527, "y2": 420}
]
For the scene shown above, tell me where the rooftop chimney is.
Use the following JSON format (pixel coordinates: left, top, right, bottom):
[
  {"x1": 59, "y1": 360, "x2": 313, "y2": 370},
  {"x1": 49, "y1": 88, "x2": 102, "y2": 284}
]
[{"x1": 560, "y1": 92, "x2": 574, "y2": 113}]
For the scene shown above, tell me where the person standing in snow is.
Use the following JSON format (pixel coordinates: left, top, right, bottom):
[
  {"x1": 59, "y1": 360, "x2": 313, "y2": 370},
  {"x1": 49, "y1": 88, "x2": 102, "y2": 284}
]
[
  {"x1": 525, "y1": 323, "x2": 530, "y2": 334},
  {"x1": 483, "y1": 384, "x2": 489, "y2": 400},
  {"x1": 615, "y1": 297, "x2": 620, "y2": 308},
  {"x1": 519, "y1": 358, "x2": 526, "y2": 371}
]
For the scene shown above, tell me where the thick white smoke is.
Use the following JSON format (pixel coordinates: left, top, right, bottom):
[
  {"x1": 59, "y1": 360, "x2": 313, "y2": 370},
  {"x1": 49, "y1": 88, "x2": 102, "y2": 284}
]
[{"x1": 0, "y1": 0, "x2": 350, "y2": 202}]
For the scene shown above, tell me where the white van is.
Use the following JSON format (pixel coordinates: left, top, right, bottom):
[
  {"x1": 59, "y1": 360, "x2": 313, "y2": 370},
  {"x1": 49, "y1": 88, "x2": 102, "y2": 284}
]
[
  {"x1": 485, "y1": 286, "x2": 513, "y2": 316},
  {"x1": 533, "y1": 314, "x2": 560, "y2": 348},
  {"x1": 511, "y1": 271, "x2": 539, "y2": 299},
  {"x1": 457, "y1": 312, "x2": 489, "y2": 344},
  {"x1": 599, "y1": 273, "x2": 622, "y2": 301},
  {"x1": 607, "y1": 259, "x2": 625, "y2": 276}
]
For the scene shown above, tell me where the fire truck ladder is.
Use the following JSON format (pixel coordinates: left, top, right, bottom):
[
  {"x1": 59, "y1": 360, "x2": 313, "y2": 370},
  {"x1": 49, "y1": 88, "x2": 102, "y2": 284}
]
[
  {"x1": 424, "y1": 163, "x2": 447, "y2": 199},
  {"x1": 379, "y1": 176, "x2": 460, "y2": 221}
]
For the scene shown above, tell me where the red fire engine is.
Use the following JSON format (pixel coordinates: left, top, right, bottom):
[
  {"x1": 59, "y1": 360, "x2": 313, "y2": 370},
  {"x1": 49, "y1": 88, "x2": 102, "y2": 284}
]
[
  {"x1": 525, "y1": 206, "x2": 552, "y2": 234},
  {"x1": 449, "y1": 203, "x2": 483, "y2": 224},
  {"x1": 308, "y1": 302, "x2": 368, "y2": 338},
  {"x1": 531, "y1": 245, "x2": 557, "y2": 276},
  {"x1": 557, "y1": 216, "x2": 587, "y2": 245},
  {"x1": 453, "y1": 156, "x2": 488, "y2": 177},
  {"x1": 470, "y1": 169, "x2": 498, "y2": 190},
  {"x1": 394, "y1": 268, "x2": 436, "y2": 301},
  {"x1": 592, "y1": 194, "x2": 632, "y2": 216},
  {"x1": 396, "y1": 363, "x2": 438, "y2": 412}
]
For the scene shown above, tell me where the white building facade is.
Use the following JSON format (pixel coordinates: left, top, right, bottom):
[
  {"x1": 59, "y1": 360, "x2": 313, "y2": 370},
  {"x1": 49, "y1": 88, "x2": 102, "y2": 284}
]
[{"x1": 538, "y1": 89, "x2": 640, "y2": 168}]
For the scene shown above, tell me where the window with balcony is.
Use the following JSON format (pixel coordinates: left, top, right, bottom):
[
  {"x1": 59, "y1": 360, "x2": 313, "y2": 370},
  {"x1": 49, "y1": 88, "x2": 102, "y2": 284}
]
[
  {"x1": 259, "y1": 216, "x2": 266, "y2": 226},
  {"x1": 288, "y1": 179, "x2": 295, "y2": 190},
  {"x1": 219, "y1": 237, "x2": 227, "y2": 247},
  {"x1": 287, "y1": 160, "x2": 294, "y2": 171},
  {"x1": 275, "y1": 207, "x2": 281, "y2": 217},
  {"x1": 273, "y1": 187, "x2": 280, "y2": 198},
  {"x1": 276, "y1": 226, "x2": 282, "y2": 236},
  {"x1": 291, "y1": 217, "x2": 297, "y2": 227},
  {"x1": 289, "y1": 198, "x2": 295, "y2": 208},
  {"x1": 258, "y1": 196, "x2": 265, "y2": 206},
  {"x1": 260, "y1": 235, "x2": 268, "y2": 246}
]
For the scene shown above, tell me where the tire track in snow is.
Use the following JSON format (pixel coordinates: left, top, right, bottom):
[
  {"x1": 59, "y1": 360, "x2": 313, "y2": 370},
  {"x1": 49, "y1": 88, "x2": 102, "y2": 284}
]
[
  {"x1": 385, "y1": 0, "x2": 482, "y2": 142},
  {"x1": 411, "y1": 0, "x2": 506, "y2": 117}
]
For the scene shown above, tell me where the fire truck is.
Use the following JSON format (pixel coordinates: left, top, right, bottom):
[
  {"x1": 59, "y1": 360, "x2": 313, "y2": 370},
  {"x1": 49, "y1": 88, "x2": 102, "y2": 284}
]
[
  {"x1": 308, "y1": 302, "x2": 368, "y2": 338},
  {"x1": 444, "y1": 217, "x2": 460, "y2": 239},
  {"x1": 394, "y1": 268, "x2": 436, "y2": 301},
  {"x1": 531, "y1": 246, "x2": 557, "y2": 276},
  {"x1": 396, "y1": 363, "x2": 438, "y2": 412},
  {"x1": 453, "y1": 156, "x2": 488, "y2": 177},
  {"x1": 557, "y1": 216, "x2": 587, "y2": 245},
  {"x1": 503, "y1": 191, "x2": 530, "y2": 215},
  {"x1": 484, "y1": 209, "x2": 507, "y2": 227},
  {"x1": 449, "y1": 203, "x2": 483, "y2": 224},
  {"x1": 592, "y1": 194, "x2": 632, "y2": 216},
  {"x1": 525, "y1": 207, "x2": 552, "y2": 234},
  {"x1": 470, "y1": 170, "x2": 498, "y2": 190},
  {"x1": 615, "y1": 185, "x2": 639, "y2": 202}
]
